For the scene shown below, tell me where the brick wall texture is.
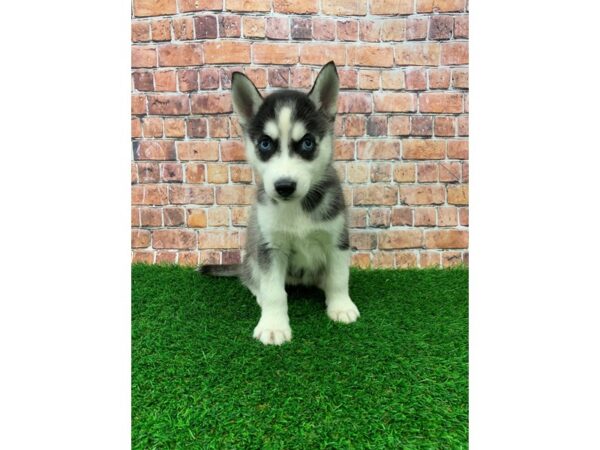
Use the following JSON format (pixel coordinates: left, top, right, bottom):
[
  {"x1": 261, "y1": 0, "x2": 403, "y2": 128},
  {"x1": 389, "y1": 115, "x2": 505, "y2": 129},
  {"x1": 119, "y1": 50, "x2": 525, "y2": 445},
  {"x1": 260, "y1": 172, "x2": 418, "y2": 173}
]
[{"x1": 131, "y1": 0, "x2": 469, "y2": 268}]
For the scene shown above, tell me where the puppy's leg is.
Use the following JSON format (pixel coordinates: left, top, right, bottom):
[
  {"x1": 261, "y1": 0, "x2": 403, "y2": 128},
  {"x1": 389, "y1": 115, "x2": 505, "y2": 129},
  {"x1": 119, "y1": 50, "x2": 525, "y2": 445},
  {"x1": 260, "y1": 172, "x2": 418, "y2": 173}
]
[
  {"x1": 253, "y1": 252, "x2": 292, "y2": 345},
  {"x1": 322, "y1": 248, "x2": 360, "y2": 324}
]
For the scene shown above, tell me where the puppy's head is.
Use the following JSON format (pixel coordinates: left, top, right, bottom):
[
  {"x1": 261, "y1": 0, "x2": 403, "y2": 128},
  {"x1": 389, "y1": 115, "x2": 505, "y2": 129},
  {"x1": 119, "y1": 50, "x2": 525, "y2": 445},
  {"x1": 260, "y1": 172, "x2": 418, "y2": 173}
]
[{"x1": 231, "y1": 62, "x2": 339, "y2": 202}]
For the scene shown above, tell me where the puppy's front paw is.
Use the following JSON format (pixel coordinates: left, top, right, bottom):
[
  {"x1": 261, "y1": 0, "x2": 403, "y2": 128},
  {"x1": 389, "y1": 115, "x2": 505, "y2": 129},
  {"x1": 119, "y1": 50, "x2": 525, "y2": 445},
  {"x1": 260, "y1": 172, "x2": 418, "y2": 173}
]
[
  {"x1": 327, "y1": 298, "x2": 360, "y2": 324},
  {"x1": 253, "y1": 315, "x2": 292, "y2": 345}
]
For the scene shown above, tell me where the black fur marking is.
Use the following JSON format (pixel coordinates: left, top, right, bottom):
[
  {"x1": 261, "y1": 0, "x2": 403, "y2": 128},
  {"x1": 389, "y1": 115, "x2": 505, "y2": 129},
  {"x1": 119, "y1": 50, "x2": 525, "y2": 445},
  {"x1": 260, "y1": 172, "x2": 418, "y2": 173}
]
[
  {"x1": 319, "y1": 183, "x2": 346, "y2": 221},
  {"x1": 301, "y1": 167, "x2": 342, "y2": 217},
  {"x1": 337, "y1": 228, "x2": 350, "y2": 250}
]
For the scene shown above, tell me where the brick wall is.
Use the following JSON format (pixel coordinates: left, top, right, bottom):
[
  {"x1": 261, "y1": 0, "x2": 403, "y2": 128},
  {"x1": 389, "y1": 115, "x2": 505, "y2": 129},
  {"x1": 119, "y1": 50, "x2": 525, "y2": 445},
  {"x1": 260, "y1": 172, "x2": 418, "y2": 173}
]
[{"x1": 131, "y1": 0, "x2": 469, "y2": 268}]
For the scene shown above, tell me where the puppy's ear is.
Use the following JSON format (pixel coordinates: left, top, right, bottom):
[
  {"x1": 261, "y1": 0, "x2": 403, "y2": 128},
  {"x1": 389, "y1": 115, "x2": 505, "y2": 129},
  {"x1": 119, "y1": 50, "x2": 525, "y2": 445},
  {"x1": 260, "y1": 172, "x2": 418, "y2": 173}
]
[
  {"x1": 231, "y1": 72, "x2": 263, "y2": 126},
  {"x1": 308, "y1": 61, "x2": 339, "y2": 117}
]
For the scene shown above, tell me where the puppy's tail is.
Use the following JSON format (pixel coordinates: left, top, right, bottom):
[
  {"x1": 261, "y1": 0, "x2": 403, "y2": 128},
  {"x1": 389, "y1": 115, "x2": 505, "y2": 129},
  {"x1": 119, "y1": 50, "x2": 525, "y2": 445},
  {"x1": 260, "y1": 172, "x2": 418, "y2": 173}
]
[{"x1": 198, "y1": 264, "x2": 242, "y2": 277}]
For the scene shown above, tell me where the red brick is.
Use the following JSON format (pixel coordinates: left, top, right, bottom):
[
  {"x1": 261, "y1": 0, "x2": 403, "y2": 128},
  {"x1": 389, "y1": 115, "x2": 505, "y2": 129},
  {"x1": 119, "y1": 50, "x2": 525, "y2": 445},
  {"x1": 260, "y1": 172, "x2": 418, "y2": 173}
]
[
  {"x1": 199, "y1": 68, "x2": 220, "y2": 89},
  {"x1": 459, "y1": 207, "x2": 468, "y2": 226},
  {"x1": 366, "y1": 115, "x2": 387, "y2": 136},
  {"x1": 136, "y1": 163, "x2": 160, "y2": 182},
  {"x1": 439, "y1": 161, "x2": 461, "y2": 182},
  {"x1": 417, "y1": 0, "x2": 466, "y2": 13},
  {"x1": 351, "y1": 253, "x2": 371, "y2": 269},
  {"x1": 231, "y1": 207, "x2": 250, "y2": 226},
  {"x1": 158, "y1": 43, "x2": 202, "y2": 67},
  {"x1": 359, "y1": 70, "x2": 380, "y2": 89},
  {"x1": 338, "y1": 92, "x2": 372, "y2": 113},
  {"x1": 429, "y1": 15, "x2": 453, "y2": 40},
  {"x1": 206, "y1": 117, "x2": 228, "y2": 138},
  {"x1": 290, "y1": 17, "x2": 312, "y2": 40},
  {"x1": 417, "y1": 162, "x2": 438, "y2": 182},
  {"x1": 391, "y1": 207, "x2": 413, "y2": 225},
  {"x1": 132, "y1": 251, "x2": 154, "y2": 264},
  {"x1": 187, "y1": 209, "x2": 207, "y2": 227},
  {"x1": 447, "y1": 185, "x2": 468, "y2": 205},
  {"x1": 337, "y1": 20, "x2": 358, "y2": 41},
  {"x1": 357, "y1": 140, "x2": 399, "y2": 159},
  {"x1": 178, "y1": 70, "x2": 198, "y2": 92},
  {"x1": 177, "y1": 141, "x2": 219, "y2": 161},
  {"x1": 395, "y1": 251, "x2": 417, "y2": 268},
  {"x1": 192, "y1": 15, "x2": 218, "y2": 39},
  {"x1": 334, "y1": 140, "x2": 355, "y2": 160},
  {"x1": 441, "y1": 42, "x2": 469, "y2": 65},
  {"x1": 198, "y1": 230, "x2": 240, "y2": 249},
  {"x1": 373, "y1": 251, "x2": 395, "y2": 268},
  {"x1": 230, "y1": 165, "x2": 253, "y2": 183},
  {"x1": 370, "y1": 163, "x2": 392, "y2": 182},
  {"x1": 221, "y1": 141, "x2": 245, "y2": 161},
  {"x1": 381, "y1": 71, "x2": 405, "y2": 89},
  {"x1": 169, "y1": 185, "x2": 214, "y2": 204},
  {"x1": 219, "y1": 15, "x2": 241, "y2": 37},
  {"x1": 147, "y1": 95, "x2": 189, "y2": 115},
  {"x1": 198, "y1": 250, "x2": 220, "y2": 264},
  {"x1": 378, "y1": 230, "x2": 422, "y2": 249},
  {"x1": 185, "y1": 163, "x2": 205, "y2": 183},
  {"x1": 132, "y1": 118, "x2": 142, "y2": 139},
  {"x1": 187, "y1": 118, "x2": 207, "y2": 138},
  {"x1": 334, "y1": 117, "x2": 344, "y2": 137},
  {"x1": 132, "y1": 71, "x2": 153, "y2": 91},
  {"x1": 139, "y1": 207, "x2": 162, "y2": 226},
  {"x1": 344, "y1": 115, "x2": 365, "y2": 137},
  {"x1": 349, "y1": 232, "x2": 377, "y2": 250},
  {"x1": 173, "y1": 17, "x2": 194, "y2": 40},
  {"x1": 381, "y1": 19, "x2": 406, "y2": 41},
  {"x1": 135, "y1": 141, "x2": 175, "y2": 160},
  {"x1": 400, "y1": 124, "x2": 424, "y2": 146},
  {"x1": 132, "y1": 229, "x2": 151, "y2": 248},
  {"x1": 353, "y1": 185, "x2": 397, "y2": 205},
  {"x1": 349, "y1": 208, "x2": 367, "y2": 228},
  {"x1": 163, "y1": 207, "x2": 185, "y2": 226},
  {"x1": 264, "y1": 17, "x2": 287, "y2": 40},
  {"x1": 374, "y1": 93, "x2": 416, "y2": 112},
  {"x1": 452, "y1": 68, "x2": 469, "y2": 89},
  {"x1": 216, "y1": 185, "x2": 255, "y2": 205},
  {"x1": 369, "y1": 208, "x2": 391, "y2": 227},
  {"x1": 348, "y1": 45, "x2": 394, "y2": 67},
  {"x1": 359, "y1": 19, "x2": 382, "y2": 42},
  {"x1": 322, "y1": 0, "x2": 367, "y2": 15},
  {"x1": 153, "y1": 229, "x2": 197, "y2": 249},
  {"x1": 438, "y1": 206, "x2": 458, "y2": 226},
  {"x1": 338, "y1": 69, "x2": 358, "y2": 89},
  {"x1": 268, "y1": 67, "x2": 290, "y2": 88},
  {"x1": 393, "y1": 163, "x2": 415, "y2": 182},
  {"x1": 133, "y1": 0, "x2": 176, "y2": 17},
  {"x1": 371, "y1": 0, "x2": 413, "y2": 15},
  {"x1": 222, "y1": 250, "x2": 241, "y2": 264},
  {"x1": 347, "y1": 162, "x2": 369, "y2": 183},
  {"x1": 243, "y1": 17, "x2": 265, "y2": 38},
  {"x1": 142, "y1": 118, "x2": 163, "y2": 138},
  {"x1": 206, "y1": 164, "x2": 229, "y2": 183},
  {"x1": 405, "y1": 69, "x2": 427, "y2": 90},
  {"x1": 419, "y1": 251, "x2": 440, "y2": 267},
  {"x1": 395, "y1": 43, "x2": 440, "y2": 66},
  {"x1": 447, "y1": 140, "x2": 468, "y2": 159},
  {"x1": 225, "y1": 0, "x2": 270, "y2": 11},
  {"x1": 424, "y1": 229, "x2": 468, "y2": 249},
  {"x1": 290, "y1": 67, "x2": 313, "y2": 88},
  {"x1": 419, "y1": 92, "x2": 463, "y2": 113},
  {"x1": 411, "y1": 116, "x2": 433, "y2": 136},
  {"x1": 406, "y1": 17, "x2": 428, "y2": 40},
  {"x1": 132, "y1": 21, "x2": 150, "y2": 42},
  {"x1": 191, "y1": 93, "x2": 232, "y2": 114},
  {"x1": 312, "y1": 18, "x2": 335, "y2": 40},
  {"x1": 178, "y1": 251, "x2": 199, "y2": 266},
  {"x1": 402, "y1": 139, "x2": 446, "y2": 160},
  {"x1": 442, "y1": 251, "x2": 463, "y2": 267},
  {"x1": 254, "y1": 43, "x2": 299, "y2": 64},
  {"x1": 400, "y1": 185, "x2": 445, "y2": 205},
  {"x1": 132, "y1": 46, "x2": 156, "y2": 68},
  {"x1": 203, "y1": 41, "x2": 250, "y2": 64},
  {"x1": 457, "y1": 115, "x2": 469, "y2": 136},
  {"x1": 429, "y1": 68, "x2": 451, "y2": 89},
  {"x1": 155, "y1": 251, "x2": 177, "y2": 264},
  {"x1": 435, "y1": 115, "x2": 457, "y2": 137},
  {"x1": 462, "y1": 162, "x2": 469, "y2": 182},
  {"x1": 179, "y1": 0, "x2": 222, "y2": 12},
  {"x1": 300, "y1": 43, "x2": 346, "y2": 65},
  {"x1": 154, "y1": 70, "x2": 177, "y2": 91},
  {"x1": 414, "y1": 207, "x2": 436, "y2": 226},
  {"x1": 161, "y1": 163, "x2": 183, "y2": 183},
  {"x1": 131, "y1": 184, "x2": 169, "y2": 205},
  {"x1": 243, "y1": 68, "x2": 267, "y2": 89},
  {"x1": 274, "y1": 0, "x2": 318, "y2": 13},
  {"x1": 151, "y1": 19, "x2": 171, "y2": 41},
  {"x1": 454, "y1": 15, "x2": 469, "y2": 38}
]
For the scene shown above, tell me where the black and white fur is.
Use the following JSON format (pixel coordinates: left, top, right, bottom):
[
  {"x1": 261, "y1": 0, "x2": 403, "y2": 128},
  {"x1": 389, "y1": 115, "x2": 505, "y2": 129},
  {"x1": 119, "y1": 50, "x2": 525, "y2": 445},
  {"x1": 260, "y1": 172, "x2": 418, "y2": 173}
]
[{"x1": 201, "y1": 61, "x2": 359, "y2": 345}]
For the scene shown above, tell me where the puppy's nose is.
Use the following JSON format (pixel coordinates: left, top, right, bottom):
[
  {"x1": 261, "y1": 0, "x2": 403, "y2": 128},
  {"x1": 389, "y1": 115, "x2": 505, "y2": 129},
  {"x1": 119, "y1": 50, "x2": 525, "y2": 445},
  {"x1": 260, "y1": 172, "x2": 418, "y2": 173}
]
[{"x1": 274, "y1": 178, "x2": 297, "y2": 198}]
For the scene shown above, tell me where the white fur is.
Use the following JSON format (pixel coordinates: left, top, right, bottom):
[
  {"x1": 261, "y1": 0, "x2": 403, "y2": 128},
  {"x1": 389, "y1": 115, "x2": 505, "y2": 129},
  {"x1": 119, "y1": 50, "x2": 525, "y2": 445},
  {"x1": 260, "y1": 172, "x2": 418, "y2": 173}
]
[
  {"x1": 291, "y1": 121, "x2": 306, "y2": 141},
  {"x1": 264, "y1": 120, "x2": 279, "y2": 140}
]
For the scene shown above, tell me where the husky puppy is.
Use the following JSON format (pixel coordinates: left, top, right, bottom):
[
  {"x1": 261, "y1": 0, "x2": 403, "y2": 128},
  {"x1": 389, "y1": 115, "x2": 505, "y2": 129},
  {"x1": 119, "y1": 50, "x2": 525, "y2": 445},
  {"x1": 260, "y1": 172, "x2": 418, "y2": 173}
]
[{"x1": 200, "y1": 61, "x2": 359, "y2": 345}]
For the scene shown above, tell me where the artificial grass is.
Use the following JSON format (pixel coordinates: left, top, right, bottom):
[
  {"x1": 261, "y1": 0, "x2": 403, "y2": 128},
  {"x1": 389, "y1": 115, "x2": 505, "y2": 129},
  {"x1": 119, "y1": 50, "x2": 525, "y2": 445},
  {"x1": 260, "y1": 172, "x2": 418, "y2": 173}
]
[{"x1": 132, "y1": 264, "x2": 468, "y2": 449}]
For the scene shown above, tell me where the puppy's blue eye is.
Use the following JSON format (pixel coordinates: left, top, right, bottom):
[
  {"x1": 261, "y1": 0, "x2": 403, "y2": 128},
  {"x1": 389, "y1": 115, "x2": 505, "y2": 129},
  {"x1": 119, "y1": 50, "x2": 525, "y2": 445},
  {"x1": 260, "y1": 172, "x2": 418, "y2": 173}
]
[
  {"x1": 258, "y1": 137, "x2": 273, "y2": 152},
  {"x1": 301, "y1": 136, "x2": 315, "y2": 152}
]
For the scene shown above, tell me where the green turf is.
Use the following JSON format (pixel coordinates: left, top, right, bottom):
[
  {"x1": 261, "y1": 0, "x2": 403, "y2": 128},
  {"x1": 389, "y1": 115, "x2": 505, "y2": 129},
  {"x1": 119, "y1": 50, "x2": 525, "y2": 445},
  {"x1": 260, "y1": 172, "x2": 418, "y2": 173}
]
[{"x1": 132, "y1": 264, "x2": 468, "y2": 449}]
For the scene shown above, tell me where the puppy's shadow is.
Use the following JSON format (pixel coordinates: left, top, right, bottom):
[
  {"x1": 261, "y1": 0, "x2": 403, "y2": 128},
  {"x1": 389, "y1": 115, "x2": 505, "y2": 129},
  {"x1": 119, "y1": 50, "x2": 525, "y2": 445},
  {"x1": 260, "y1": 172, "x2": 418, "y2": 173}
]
[{"x1": 285, "y1": 284, "x2": 326, "y2": 315}]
